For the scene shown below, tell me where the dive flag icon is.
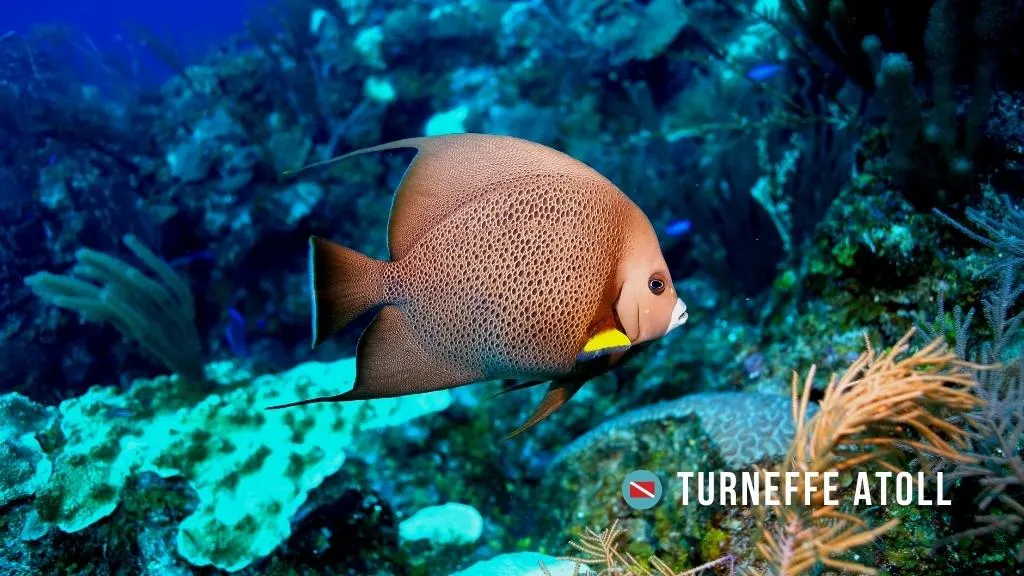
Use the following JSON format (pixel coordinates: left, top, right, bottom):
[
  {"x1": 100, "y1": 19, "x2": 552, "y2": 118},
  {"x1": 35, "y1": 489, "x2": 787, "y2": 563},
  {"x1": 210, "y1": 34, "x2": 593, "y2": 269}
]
[
  {"x1": 629, "y1": 480, "x2": 657, "y2": 498},
  {"x1": 622, "y1": 470, "x2": 662, "y2": 510}
]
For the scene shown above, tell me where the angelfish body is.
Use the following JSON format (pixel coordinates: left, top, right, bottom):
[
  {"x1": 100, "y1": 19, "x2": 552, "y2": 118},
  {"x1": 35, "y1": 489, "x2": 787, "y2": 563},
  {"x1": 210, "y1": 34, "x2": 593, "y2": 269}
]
[{"x1": 269, "y1": 134, "x2": 688, "y2": 436}]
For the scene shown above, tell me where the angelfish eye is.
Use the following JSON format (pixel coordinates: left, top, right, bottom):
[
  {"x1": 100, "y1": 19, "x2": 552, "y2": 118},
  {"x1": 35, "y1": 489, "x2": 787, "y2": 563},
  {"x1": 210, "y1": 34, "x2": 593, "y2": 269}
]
[{"x1": 648, "y1": 276, "x2": 666, "y2": 295}]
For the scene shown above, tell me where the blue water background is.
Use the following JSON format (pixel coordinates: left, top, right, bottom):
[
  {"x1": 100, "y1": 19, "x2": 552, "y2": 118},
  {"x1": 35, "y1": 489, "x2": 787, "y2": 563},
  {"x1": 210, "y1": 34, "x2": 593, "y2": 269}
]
[{"x1": 6, "y1": 0, "x2": 253, "y2": 85}]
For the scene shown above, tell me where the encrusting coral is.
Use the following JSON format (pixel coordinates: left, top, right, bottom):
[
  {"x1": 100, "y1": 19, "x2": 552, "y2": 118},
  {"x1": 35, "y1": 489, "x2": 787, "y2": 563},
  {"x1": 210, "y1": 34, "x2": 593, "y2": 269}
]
[
  {"x1": 23, "y1": 357, "x2": 452, "y2": 572},
  {"x1": 0, "y1": 394, "x2": 57, "y2": 508},
  {"x1": 752, "y1": 329, "x2": 983, "y2": 575},
  {"x1": 539, "y1": 390, "x2": 817, "y2": 570}
]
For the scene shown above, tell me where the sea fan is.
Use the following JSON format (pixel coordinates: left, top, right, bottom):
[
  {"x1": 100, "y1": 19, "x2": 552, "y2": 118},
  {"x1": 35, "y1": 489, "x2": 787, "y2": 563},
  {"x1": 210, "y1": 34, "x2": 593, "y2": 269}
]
[
  {"x1": 24, "y1": 234, "x2": 203, "y2": 383},
  {"x1": 752, "y1": 329, "x2": 983, "y2": 575},
  {"x1": 547, "y1": 519, "x2": 735, "y2": 576}
]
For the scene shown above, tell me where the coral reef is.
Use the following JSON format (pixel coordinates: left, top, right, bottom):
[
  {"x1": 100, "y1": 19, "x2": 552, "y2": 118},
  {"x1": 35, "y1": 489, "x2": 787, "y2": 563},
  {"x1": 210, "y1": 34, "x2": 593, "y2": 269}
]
[
  {"x1": 452, "y1": 551, "x2": 589, "y2": 576},
  {"x1": 752, "y1": 331, "x2": 980, "y2": 574},
  {"x1": 25, "y1": 235, "x2": 204, "y2": 384},
  {"x1": 399, "y1": 502, "x2": 484, "y2": 547},
  {"x1": 537, "y1": 392, "x2": 814, "y2": 572},
  {"x1": 0, "y1": 394, "x2": 56, "y2": 508},
  {"x1": 2, "y1": 0, "x2": 1023, "y2": 573},
  {"x1": 9, "y1": 357, "x2": 450, "y2": 572},
  {"x1": 551, "y1": 392, "x2": 814, "y2": 470}
]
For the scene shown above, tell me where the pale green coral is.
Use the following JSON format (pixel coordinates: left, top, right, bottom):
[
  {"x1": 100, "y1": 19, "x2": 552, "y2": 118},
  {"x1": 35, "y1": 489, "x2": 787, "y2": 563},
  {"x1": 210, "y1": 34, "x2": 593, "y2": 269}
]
[
  {"x1": 450, "y1": 552, "x2": 591, "y2": 576},
  {"x1": 31, "y1": 357, "x2": 452, "y2": 572},
  {"x1": 354, "y1": 26, "x2": 385, "y2": 68},
  {"x1": 0, "y1": 393, "x2": 56, "y2": 508},
  {"x1": 364, "y1": 76, "x2": 397, "y2": 103},
  {"x1": 424, "y1": 105, "x2": 470, "y2": 136},
  {"x1": 399, "y1": 502, "x2": 484, "y2": 547}
]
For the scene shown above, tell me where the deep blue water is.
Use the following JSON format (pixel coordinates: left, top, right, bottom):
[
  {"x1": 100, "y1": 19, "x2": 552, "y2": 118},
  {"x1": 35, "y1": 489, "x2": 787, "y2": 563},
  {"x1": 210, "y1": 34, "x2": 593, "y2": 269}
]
[{"x1": 6, "y1": 0, "x2": 252, "y2": 84}]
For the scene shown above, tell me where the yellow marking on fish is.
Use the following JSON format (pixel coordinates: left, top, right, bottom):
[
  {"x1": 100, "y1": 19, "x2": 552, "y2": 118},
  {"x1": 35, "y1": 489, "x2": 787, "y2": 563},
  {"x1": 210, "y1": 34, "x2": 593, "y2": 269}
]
[{"x1": 577, "y1": 328, "x2": 631, "y2": 361}]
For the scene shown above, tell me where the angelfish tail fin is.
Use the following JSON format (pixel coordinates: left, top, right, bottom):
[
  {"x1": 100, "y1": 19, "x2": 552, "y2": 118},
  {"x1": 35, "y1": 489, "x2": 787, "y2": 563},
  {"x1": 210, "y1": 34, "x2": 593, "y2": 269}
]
[{"x1": 308, "y1": 236, "x2": 387, "y2": 349}]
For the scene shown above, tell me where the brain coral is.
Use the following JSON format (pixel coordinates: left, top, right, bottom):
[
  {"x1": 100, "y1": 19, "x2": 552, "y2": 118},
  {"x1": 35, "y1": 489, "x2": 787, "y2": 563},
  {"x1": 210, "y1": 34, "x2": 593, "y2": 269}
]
[
  {"x1": 552, "y1": 391, "x2": 816, "y2": 469},
  {"x1": 538, "y1": 392, "x2": 816, "y2": 567}
]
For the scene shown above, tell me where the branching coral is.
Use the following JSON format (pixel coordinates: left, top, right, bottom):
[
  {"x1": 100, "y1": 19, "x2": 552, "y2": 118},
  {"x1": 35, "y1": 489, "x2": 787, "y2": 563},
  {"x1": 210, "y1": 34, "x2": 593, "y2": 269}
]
[
  {"x1": 545, "y1": 520, "x2": 735, "y2": 576},
  {"x1": 655, "y1": 58, "x2": 855, "y2": 295},
  {"x1": 753, "y1": 330, "x2": 982, "y2": 575},
  {"x1": 944, "y1": 351, "x2": 1024, "y2": 559},
  {"x1": 927, "y1": 199, "x2": 1024, "y2": 558},
  {"x1": 782, "y1": 0, "x2": 1020, "y2": 208},
  {"x1": 934, "y1": 196, "x2": 1024, "y2": 274},
  {"x1": 24, "y1": 234, "x2": 204, "y2": 383}
]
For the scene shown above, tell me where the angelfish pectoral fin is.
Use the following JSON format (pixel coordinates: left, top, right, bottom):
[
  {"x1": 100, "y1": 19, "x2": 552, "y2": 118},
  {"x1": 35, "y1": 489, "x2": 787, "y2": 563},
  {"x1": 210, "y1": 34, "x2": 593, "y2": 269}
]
[
  {"x1": 505, "y1": 378, "x2": 586, "y2": 439},
  {"x1": 576, "y1": 328, "x2": 632, "y2": 363}
]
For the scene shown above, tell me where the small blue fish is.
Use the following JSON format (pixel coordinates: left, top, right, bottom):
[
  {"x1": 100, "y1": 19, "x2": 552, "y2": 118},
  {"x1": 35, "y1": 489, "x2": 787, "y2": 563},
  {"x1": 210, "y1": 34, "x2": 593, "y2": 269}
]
[
  {"x1": 169, "y1": 250, "x2": 214, "y2": 268},
  {"x1": 105, "y1": 406, "x2": 133, "y2": 418},
  {"x1": 664, "y1": 219, "x2": 692, "y2": 237},
  {"x1": 746, "y1": 63, "x2": 785, "y2": 82},
  {"x1": 225, "y1": 308, "x2": 250, "y2": 358}
]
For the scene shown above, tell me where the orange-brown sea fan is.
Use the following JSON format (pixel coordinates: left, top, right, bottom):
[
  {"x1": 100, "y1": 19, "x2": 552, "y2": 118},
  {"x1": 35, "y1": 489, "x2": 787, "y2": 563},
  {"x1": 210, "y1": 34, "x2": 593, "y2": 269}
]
[{"x1": 754, "y1": 329, "x2": 984, "y2": 575}]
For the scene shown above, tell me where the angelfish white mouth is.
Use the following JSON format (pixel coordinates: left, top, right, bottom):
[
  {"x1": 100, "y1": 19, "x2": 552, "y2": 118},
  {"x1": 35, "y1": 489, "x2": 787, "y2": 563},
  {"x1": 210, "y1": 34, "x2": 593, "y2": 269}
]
[{"x1": 668, "y1": 298, "x2": 688, "y2": 332}]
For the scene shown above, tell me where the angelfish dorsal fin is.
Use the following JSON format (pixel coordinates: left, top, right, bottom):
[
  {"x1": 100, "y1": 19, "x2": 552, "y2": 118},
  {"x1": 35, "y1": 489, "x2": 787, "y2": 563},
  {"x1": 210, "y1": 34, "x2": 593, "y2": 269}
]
[{"x1": 286, "y1": 134, "x2": 598, "y2": 260}]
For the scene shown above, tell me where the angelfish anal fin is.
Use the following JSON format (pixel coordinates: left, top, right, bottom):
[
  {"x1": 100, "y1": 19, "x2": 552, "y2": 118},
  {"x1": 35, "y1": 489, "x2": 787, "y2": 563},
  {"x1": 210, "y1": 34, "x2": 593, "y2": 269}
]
[
  {"x1": 576, "y1": 327, "x2": 632, "y2": 362},
  {"x1": 505, "y1": 378, "x2": 586, "y2": 439}
]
